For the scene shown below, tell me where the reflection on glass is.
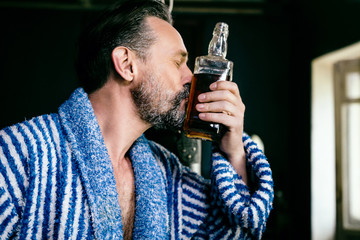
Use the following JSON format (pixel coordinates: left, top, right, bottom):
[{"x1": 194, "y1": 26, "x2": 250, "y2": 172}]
[
  {"x1": 342, "y1": 103, "x2": 360, "y2": 228},
  {"x1": 346, "y1": 72, "x2": 360, "y2": 99}
]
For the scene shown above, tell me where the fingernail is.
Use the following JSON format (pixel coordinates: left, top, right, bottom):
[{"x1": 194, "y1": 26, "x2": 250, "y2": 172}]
[
  {"x1": 198, "y1": 94, "x2": 205, "y2": 100},
  {"x1": 210, "y1": 83, "x2": 217, "y2": 90},
  {"x1": 199, "y1": 113, "x2": 205, "y2": 118},
  {"x1": 197, "y1": 104, "x2": 204, "y2": 109}
]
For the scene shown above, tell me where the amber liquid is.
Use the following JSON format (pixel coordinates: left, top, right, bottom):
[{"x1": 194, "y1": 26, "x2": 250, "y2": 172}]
[{"x1": 183, "y1": 73, "x2": 228, "y2": 141}]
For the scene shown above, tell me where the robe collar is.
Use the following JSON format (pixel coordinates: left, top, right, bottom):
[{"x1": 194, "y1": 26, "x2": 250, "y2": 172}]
[{"x1": 58, "y1": 88, "x2": 168, "y2": 239}]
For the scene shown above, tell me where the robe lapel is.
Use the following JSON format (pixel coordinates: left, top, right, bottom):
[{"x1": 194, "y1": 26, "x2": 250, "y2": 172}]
[
  {"x1": 58, "y1": 88, "x2": 123, "y2": 239},
  {"x1": 129, "y1": 136, "x2": 169, "y2": 239}
]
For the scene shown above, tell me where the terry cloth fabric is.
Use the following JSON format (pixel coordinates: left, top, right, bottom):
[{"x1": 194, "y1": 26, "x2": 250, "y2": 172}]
[{"x1": 0, "y1": 88, "x2": 274, "y2": 239}]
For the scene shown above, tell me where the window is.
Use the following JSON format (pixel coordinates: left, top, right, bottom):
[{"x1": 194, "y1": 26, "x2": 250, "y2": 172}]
[{"x1": 334, "y1": 59, "x2": 360, "y2": 239}]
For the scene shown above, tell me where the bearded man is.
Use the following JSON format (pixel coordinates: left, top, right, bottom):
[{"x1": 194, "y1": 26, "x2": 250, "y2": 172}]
[{"x1": 0, "y1": 0, "x2": 273, "y2": 239}]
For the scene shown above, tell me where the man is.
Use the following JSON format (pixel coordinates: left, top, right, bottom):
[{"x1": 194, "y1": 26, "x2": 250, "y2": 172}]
[{"x1": 0, "y1": 0, "x2": 273, "y2": 239}]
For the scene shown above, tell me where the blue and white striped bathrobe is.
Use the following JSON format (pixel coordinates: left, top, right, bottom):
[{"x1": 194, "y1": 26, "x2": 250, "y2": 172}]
[{"x1": 0, "y1": 88, "x2": 273, "y2": 239}]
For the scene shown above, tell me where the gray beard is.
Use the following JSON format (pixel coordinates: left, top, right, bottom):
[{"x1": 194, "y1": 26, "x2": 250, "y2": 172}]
[{"x1": 130, "y1": 73, "x2": 190, "y2": 130}]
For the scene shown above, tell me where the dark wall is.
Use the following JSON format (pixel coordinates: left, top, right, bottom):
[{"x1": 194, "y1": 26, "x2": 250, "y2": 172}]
[
  {"x1": 0, "y1": 8, "x2": 83, "y2": 127},
  {"x1": 1, "y1": 1, "x2": 360, "y2": 239}
]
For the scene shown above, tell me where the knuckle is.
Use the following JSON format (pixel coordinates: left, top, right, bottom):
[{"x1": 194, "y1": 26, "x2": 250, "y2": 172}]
[{"x1": 224, "y1": 101, "x2": 232, "y2": 110}]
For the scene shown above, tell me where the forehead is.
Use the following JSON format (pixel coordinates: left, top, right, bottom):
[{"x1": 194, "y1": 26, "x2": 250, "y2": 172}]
[{"x1": 146, "y1": 17, "x2": 188, "y2": 57}]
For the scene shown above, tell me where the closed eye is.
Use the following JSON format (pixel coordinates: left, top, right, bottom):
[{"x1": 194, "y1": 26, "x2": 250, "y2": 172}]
[{"x1": 173, "y1": 50, "x2": 188, "y2": 68}]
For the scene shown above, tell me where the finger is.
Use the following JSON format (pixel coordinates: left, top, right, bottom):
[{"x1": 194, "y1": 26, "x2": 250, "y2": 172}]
[
  {"x1": 198, "y1": 90, "x2": 238, "y2": 105},
  {"x1": 198, "y1": 100, "x2": 245, "y2": 127},
  {"x1": 198, "y1": 112, "x2": 240, "y2": 127},
  {"x1": 196, "y1": 100, "x2": 236, "y2": 114},
  {"x1": 210, "y1": 81, "x2": 240, "y2": 97}
]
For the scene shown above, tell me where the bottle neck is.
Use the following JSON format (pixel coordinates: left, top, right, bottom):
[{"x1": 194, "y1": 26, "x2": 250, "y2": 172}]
[{"x1": 208, "y1": 32, "x2": 228, "y2": 58}]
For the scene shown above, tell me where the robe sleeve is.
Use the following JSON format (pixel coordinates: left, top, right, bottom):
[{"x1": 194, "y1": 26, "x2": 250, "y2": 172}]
[
  {"x1": 0, "y1": 127, "x2": 23, "y2": 239},
  {"x1": 206, "y1": 133, "x2": 274, "y2": 239},
  {"x1": 0, "y1": 185, "x2": 19, "y2": 239},
  {"x1": 148, "y1": 133, "x2": 273, "y2": 240}
]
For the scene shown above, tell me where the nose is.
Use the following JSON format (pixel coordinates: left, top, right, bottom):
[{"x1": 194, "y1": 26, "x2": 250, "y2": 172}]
[{"x1": 182, "y1": 65, "x2": 193, "y2": 85}]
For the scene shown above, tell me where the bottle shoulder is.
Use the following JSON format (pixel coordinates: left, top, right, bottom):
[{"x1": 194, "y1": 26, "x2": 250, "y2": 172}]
[
  {"x1": 194, "y1": 55, "x2": 233, "y2": 75},
  {"x1": 196, "y1": 55, "x2": 230, "y2": 61}
]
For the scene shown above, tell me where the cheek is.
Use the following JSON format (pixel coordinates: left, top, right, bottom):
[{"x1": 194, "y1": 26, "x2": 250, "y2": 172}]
[
  {"x1": 155, "y1": 63, "x2": 183, "y2": 91},
  {"x1": 163, "y1": 70, "x2": 182, "y2": 90}
]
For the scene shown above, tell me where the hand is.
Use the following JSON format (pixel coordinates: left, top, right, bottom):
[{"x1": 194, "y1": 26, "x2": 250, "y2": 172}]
[{"x1": 196, "y1": 81, "x2": 247, "y2": 183}]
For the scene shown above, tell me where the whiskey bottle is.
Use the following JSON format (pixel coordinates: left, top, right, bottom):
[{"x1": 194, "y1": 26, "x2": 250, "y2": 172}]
[{"x1": 183, "y1": 22, "x2": 233, "y2": 141}]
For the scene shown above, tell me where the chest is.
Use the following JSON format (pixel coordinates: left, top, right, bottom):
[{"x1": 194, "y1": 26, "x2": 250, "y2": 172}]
[
  {"x1": 113, "y1": 157, "x2": 136, "y2": 239},
  {"x1": 114, "y1": 167, "x2": 135, "y2": 208}
]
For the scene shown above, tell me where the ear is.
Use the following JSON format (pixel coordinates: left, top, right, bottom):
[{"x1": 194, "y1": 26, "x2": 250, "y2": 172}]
[{"x1": 111, "y1": 46, "x2": 136, "y2": 82}]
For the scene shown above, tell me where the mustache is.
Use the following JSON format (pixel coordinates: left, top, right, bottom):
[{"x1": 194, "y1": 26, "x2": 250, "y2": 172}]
[
  {"x1": 152, "y1": 83, "x2": 191, "y2": 130},
  {"x1": 174, "y1": 83, "x2": 191, "y2": 104},
  {"x1": 165, "y1": 83, "x2": 191, "y2": 115}
]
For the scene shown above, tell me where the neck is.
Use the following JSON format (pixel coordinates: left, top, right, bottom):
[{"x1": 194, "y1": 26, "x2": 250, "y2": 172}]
[{"x1": 89, "y1": 78, "x2": 150, "y2": 163}]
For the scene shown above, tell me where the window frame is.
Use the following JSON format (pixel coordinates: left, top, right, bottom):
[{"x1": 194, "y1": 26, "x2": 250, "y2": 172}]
[{"x1": 334, "y1": 59, "x2": 360, "y2": 240}]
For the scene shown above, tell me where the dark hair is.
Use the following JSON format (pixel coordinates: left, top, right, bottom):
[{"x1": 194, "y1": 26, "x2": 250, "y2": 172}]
[{"x1": 75, "y1": 0, "x2": 172, "y2": 94}]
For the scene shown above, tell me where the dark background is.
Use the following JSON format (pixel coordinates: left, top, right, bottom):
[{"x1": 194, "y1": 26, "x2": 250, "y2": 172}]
[{"x1": 1, "y1": 0, "x2": 360, "y2": 239}]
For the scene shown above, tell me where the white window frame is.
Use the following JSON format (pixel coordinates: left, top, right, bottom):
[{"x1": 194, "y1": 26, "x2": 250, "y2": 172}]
[
  {"x1": 311, "y1": 41, "x2": 360, "y2": 240},
  {"x1": 334, "y1": 59, "x2": 360, "y2": 239}
]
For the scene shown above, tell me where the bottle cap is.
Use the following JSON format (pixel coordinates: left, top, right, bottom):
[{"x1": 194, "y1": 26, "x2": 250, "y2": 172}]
[{"x1": 214, "y1": 22, "x2": 229, "y2": 36}]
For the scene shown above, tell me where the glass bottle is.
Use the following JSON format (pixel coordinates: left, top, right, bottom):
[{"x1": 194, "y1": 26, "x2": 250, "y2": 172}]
[{"x1": 183, "y1": 22, "x2": 233, "y2": 141}]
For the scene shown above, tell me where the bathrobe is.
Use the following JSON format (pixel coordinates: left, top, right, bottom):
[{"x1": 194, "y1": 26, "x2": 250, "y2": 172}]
[{"x1": 0, "y1": 88, "x2": 273, "y2": 239}]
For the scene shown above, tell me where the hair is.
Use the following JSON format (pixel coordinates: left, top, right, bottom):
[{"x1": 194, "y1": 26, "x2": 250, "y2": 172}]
[{"x1": 75, "y1": 0, "x2": 173, "y2": 94}]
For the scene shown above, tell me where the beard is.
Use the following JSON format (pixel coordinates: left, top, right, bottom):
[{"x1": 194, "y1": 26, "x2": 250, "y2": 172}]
[{"x1": 130, "y1": 71, "x2": 190, "y2": 130}]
